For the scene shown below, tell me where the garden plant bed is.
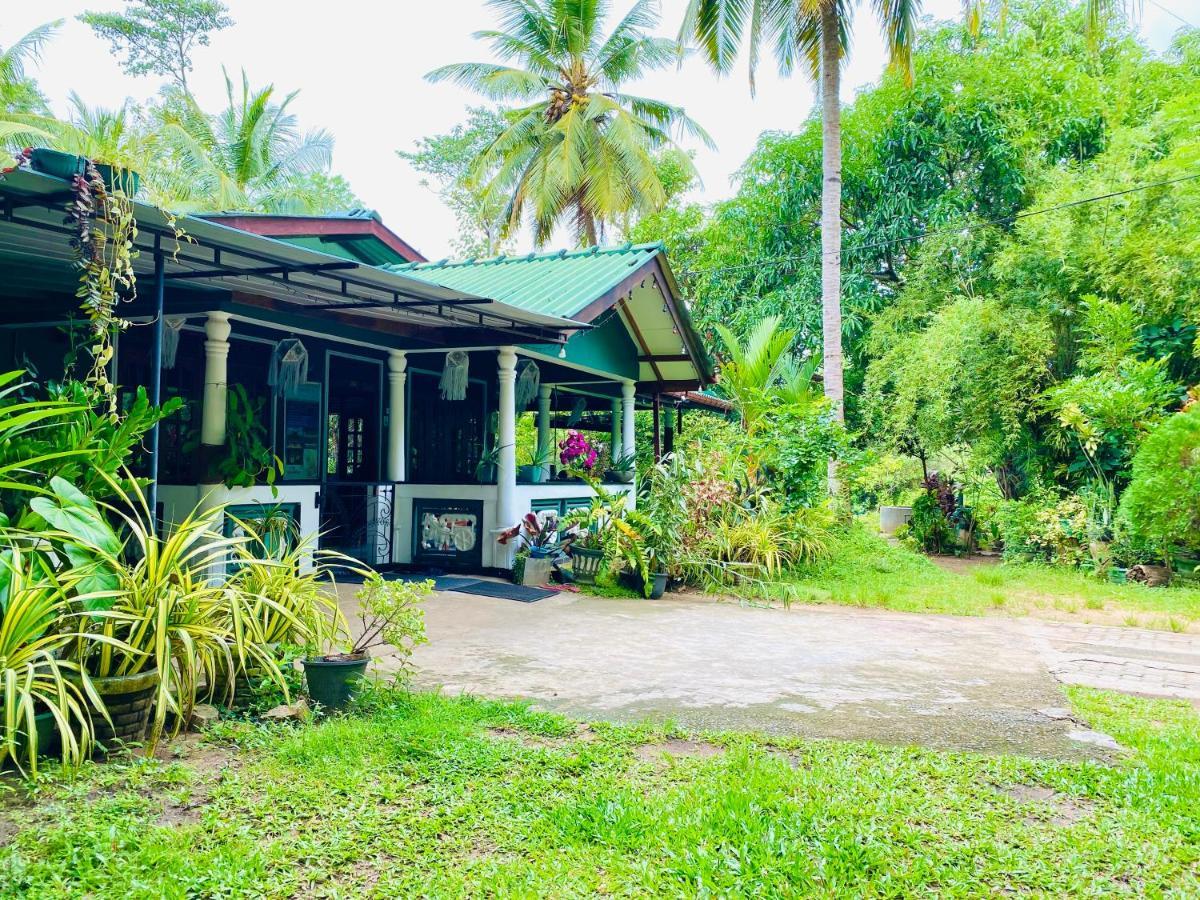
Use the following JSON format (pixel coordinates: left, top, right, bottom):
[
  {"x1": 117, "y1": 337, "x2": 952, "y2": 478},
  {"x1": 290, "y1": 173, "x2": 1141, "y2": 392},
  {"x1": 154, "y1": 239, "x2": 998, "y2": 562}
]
[{"x1": 2, "y1": 688, "x2": 1199, "y2": 895}]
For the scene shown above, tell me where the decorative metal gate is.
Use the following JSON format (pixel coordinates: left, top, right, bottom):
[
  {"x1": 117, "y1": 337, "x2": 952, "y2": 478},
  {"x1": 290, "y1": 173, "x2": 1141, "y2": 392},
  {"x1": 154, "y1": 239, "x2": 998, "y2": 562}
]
[{"x1": 320, "y1": 482, "x2": 394, "y2": 567}]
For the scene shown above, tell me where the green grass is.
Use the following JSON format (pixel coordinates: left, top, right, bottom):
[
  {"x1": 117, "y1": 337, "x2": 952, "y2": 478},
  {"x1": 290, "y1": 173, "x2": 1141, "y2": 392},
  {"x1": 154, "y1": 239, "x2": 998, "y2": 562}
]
[
  {"x1": 779, "y1": 525, "x2": 1200, "y2": 627},
  {"x1": 3, "y1": 687, "x2": 1200, "y2": 897}
]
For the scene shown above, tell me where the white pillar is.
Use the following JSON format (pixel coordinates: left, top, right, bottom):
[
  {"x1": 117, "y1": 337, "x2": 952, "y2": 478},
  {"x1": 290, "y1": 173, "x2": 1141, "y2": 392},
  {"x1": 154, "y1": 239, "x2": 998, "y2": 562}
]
[
  {"x1": 621, "y1": 380, "x2": 636, "y2": 465},
  {"x1": 536, "y1": 383, "x2": 552, "y2": 482},
  {"x1": 387, "y1": 350, "x2": 407, "y2": 482},
  {"x1": 201, "y1": 312, "x2": 232, "y2": 449},
  {"x1": 496, "y1": 348, "x2": 519, "y2": 567},
  {"x1": 610, "y1": 398, "x2": 622, "y2": 463}
]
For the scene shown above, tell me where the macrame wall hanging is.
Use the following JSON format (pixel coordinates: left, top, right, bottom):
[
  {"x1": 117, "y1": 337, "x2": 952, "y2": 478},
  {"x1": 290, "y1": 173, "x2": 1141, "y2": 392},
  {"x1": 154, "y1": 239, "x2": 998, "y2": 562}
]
[
  {"x1": 160, "y1": 317, "x2": 187, "y2": 370},
  {"x1": 440, "y1": 351, "x2": 470, "y2": 401},
  {"x1": 567, "y1": 396, "x2": 587, "y2": 426},
  {"x1": 268, "y1": 338, "x2": 309, "y2": 398},
  {"x1": 514, "y1": 359, "x2": 541, "y2": 410}
]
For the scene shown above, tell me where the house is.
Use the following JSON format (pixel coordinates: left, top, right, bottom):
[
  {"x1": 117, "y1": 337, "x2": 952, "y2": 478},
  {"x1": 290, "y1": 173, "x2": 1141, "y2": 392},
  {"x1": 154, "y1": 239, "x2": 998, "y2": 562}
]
[{"x1": 0, "y1": 162, "x2": 713, "y2": 573}]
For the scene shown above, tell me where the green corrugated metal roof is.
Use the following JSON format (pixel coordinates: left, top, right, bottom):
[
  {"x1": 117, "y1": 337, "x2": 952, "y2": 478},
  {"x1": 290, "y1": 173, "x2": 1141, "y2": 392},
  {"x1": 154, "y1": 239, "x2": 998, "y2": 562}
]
[{"x1": 387, "y1": 242, "x2": 663, "y2": 320}]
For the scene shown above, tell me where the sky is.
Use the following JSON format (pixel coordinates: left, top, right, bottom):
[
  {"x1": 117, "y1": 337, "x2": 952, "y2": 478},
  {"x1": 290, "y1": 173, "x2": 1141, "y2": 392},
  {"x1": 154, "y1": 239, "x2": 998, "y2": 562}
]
[{"x1": 5, "y1": 0, "x2": 1191, "y2": 259}]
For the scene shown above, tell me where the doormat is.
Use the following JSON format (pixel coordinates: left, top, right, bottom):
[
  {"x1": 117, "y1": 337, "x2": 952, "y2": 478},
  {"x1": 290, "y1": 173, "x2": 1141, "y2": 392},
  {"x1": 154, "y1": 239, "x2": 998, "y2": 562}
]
[
  {"x1": 449, "y1": 580, "x2": 558, "y2": 603},
  {"x1": 334, "y1": 571, "x2": 478, "y2": 592}
]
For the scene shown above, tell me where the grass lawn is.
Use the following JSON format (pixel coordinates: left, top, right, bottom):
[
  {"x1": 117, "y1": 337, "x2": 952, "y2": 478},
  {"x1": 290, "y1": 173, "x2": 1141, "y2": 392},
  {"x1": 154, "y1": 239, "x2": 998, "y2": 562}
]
[
  {"x1": 781, "y1": 526, "x2": 1200, "y2": 630},
  {"x1": 2, "y1": 686, "x2": 1199, "y2": 897}
]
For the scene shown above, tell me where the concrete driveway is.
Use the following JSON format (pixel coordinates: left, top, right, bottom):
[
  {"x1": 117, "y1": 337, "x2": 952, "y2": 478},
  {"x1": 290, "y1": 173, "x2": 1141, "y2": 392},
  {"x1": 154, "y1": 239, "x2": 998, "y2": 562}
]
[{"x1": 343, "y1": 587, "x2": 1200, "y2": 758}]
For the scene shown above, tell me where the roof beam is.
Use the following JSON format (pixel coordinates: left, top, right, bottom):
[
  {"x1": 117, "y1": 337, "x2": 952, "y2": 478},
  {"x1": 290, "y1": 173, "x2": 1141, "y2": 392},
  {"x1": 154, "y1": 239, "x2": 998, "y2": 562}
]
[{"x1": 163, "y1": 261, "x2": 358, "y2": 281}]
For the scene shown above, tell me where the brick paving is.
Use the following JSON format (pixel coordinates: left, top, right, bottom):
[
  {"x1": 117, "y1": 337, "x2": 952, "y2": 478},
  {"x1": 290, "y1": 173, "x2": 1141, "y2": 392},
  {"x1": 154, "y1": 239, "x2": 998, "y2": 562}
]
[{"x1": 1027, "y1": 620, "x2": 1200, "y2": 701}]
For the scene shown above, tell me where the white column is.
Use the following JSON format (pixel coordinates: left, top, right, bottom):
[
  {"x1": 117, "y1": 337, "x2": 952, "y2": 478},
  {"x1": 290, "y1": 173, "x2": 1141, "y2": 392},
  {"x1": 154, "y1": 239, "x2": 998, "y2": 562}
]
[
  {"x1": 536, "y1": 383, "x2": 552, "y2": 482},
  {"x1": 621, "y1": 380, "x2": 636, "y2": 465},
  {"x1": 610, "y1": 398, "x2": 622, "y2": 462},
  {"x1": 201, "y1": 312, "x2": 232, "y2": 449},
  {"x1": 387, "y1": 350, "x2": 407, "y2": 482},
  {"x1": 496, "y1": 348, "x2": 519, "y2": 567}
]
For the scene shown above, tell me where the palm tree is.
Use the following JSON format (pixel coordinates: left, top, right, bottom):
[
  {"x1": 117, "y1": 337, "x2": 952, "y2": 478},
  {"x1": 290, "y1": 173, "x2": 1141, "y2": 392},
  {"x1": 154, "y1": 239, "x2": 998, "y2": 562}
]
[
  {"x1": 715, "y1": 315, "x2": 820, "y2": 435},
  {"x1": 155, "y1": 68, "x2": 335, "y2": 213},
  {"x1": 682, "y1": 0, "x2": 1132, "y2": 497},
  {"x1": 428, "y1": 0, "x2": 712, "y2": 245},
  {"x1": 0, "y1": 20, "x2": 59, "y2": 115},
  {"x1": 0, "y1": 21, "x2": 61, "y2": 148},
  {"x1": 682, "y1": 0, "x2": 919, "y2": 496}
]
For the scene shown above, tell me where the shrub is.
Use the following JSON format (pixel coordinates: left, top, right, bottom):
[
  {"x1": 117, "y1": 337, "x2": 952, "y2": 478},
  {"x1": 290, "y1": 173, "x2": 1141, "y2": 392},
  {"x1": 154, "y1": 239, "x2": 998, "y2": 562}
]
[
  {"x1": 907, "y1": 491, "x2": 952, "y2": 554},
  {"x1": 1118, "y1": 405, "x2": 1200, "y2": 563},
  {"x1": 994, "y1": 493, "x2": 1089, "y2": 566}
]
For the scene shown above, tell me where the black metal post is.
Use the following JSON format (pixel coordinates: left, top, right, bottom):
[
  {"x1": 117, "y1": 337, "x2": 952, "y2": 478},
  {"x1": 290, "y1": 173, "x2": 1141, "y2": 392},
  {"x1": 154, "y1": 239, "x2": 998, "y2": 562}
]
[{"x1": 146, "y1": 247, "x2": 165, "y2": 532}]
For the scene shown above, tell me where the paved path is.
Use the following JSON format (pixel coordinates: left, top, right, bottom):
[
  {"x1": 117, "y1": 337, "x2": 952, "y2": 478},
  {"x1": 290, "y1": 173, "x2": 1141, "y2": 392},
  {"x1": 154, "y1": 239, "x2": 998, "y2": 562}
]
[
  {"x1": 344, "y1": 587, "x2": 1200, "y2": 758},
  {"x1": 1027, "y1": 620, "x2": 1200, "y2": 701}
]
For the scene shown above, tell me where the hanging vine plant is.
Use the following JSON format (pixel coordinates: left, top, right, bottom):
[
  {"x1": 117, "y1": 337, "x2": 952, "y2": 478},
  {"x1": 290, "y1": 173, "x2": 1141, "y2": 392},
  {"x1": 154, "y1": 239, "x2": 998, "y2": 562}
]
[{"x1": 67, "y1": 159, "x2": 138, "y2": 418}]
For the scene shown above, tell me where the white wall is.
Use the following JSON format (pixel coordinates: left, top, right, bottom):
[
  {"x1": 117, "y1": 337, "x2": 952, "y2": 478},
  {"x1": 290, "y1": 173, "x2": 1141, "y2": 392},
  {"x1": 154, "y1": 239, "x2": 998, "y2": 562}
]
[{"x1": 158, "y1": 483, "x2": 321, "y2": 575}]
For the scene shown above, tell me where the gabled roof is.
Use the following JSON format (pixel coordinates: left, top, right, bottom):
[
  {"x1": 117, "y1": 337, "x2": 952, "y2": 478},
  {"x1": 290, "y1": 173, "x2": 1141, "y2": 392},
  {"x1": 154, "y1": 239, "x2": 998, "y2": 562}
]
[
  {"x1": 389, "y1": 243, "x2": 714, "y2": 387},
  {"x1": 388, "y1": 243, "x2": 663, "y2": 321},
  {"x1": 200, "y1": 209, "x2": 425, "y2": 266}
]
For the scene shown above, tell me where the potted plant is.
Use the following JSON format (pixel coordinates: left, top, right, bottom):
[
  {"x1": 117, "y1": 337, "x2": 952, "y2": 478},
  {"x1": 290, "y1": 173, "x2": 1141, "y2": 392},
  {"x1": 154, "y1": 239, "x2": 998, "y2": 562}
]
[
  {"x1": 37, "y1": 474, "x2": 264, "y2": 751},
  {"x1": 517, "y1": 444, "x2": 555, "y2": 484},
  {"x1": 302, "y1": 573, "x2": 432, "y2": 711},
  {"x1": 606, "y1": 449, "x2": 637, "y2": 484},
  {"x1": 497, "y1": 512, "x2": 561, "y2": 585},
  {"x1": 560, "y1": 482, "x2": 634, "y2": 586},
  {"x1": 215, "y1": 534, "x2": 350, "y2": 706},
  {"x1": 0, "y1": 545, "x2": 112, "y2": 775}
]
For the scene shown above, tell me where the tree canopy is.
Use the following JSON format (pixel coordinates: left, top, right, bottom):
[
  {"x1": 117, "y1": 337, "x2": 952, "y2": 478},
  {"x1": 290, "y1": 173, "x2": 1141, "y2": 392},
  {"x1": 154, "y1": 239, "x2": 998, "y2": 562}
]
[{"x1": 427, "y1": 0, "x2": 712, "y2": 245}]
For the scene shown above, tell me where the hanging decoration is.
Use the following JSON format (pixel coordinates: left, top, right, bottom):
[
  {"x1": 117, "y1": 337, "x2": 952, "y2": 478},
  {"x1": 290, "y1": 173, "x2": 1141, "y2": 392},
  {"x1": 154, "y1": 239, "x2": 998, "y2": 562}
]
[
  {"x1": 514, "y1": 359, "x2": 541, "y2": 410},
  {"x1": 440, "y1": 351, "x2": 470, "y2": 401},
  {"x1": 161, "y1": 317, "x2": 187, "y2": 370},
  {"x1": 268, "y1": 338, "x2": 309, "y2": 398},
  {"x1": 567, "y1": 396, "x2": 587, "y2": 426}
]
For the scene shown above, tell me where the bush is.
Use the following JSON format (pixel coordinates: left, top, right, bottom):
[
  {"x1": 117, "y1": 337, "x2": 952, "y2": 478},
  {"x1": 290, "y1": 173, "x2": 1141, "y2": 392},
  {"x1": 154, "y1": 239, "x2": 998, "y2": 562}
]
[
  {"x1": 852, "y1": 451, "x2": 924, "y2": 511},
  {"x1": 994, "y1": 493, "x2": 1089, "y2": 566},
  {"x1": 906, "y1": 491, "x2": 952, "y2": 554},
  {"x1": 1118, "y1": 405, "x2": 1200, "y2": 563}
]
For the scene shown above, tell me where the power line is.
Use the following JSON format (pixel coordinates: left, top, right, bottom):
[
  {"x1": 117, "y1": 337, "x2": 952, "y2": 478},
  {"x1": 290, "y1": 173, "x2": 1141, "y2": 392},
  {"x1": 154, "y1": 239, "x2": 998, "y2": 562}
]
[
  {"x1": 1146, "y1": 0, "x2": 1196, "y2": 29},
  {"x1": 678, "y1": 171, "x2": 1200, "y2": 278}
]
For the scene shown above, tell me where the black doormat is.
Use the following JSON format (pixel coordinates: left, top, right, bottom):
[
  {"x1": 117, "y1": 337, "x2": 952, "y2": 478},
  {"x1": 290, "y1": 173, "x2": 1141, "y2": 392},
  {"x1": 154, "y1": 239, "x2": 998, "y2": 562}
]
[
  {"x1": 449, "y1": 580, "x2": 558, "y2": 603},
  {"x1": 333, "y1": 570, "x2": 478, "y2": 592}
]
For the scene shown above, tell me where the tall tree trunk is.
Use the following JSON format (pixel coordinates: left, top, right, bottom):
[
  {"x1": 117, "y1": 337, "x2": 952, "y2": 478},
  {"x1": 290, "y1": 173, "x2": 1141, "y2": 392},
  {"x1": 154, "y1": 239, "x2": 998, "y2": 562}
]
[{"x1": 819, "y1": 2, "x2": 845, "y2": 497}]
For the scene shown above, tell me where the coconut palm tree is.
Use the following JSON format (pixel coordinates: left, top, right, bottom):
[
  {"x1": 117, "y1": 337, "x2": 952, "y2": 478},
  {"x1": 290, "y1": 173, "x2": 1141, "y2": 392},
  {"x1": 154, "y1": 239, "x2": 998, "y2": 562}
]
[
  {"x1": 681, "y1": 0, "x2": 919, "y2": 496},
  {"x1": 428, "y1": 0, "x2": 712, "y2": 245},
  {"x1": 0, "y1": 20, "x2": 59, "y2": 115},
  {"x1": 0, "y1": 21, "x2": 61, "y2": 147},
  {"x1": 155, "y1": 68, "x2": 335, "y2": 213}
]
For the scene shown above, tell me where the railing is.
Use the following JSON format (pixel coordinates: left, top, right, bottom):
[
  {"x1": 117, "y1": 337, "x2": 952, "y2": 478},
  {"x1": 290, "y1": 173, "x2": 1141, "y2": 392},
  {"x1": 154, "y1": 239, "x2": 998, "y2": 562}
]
[{"x1": 320, "y1": 482, "x2": 394, "y2": 567}]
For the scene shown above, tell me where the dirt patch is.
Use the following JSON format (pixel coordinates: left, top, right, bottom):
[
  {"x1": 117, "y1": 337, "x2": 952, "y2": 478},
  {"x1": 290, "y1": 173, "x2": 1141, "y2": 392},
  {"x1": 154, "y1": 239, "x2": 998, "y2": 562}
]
[
  {"x1": 928, "y1": 554, "x2": 1001, "y2": 576},
  {"x1": 153, "y1": 733, "x2": 238, "y2": 775},
  {"x1": 634, "y1": 739, "x2": 725, "y2": 762},
  {"x1": 1002, "y1": 783, "x2": 1095, "y2": 827}
]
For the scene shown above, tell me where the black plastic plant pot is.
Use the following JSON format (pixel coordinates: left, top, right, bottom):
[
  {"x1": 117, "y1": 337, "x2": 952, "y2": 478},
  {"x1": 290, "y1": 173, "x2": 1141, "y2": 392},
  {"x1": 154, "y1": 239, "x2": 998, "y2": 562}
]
[
  {"x1": 5, "y1": 710, "x2": 60, "y2": 769},
  {"x1": 304, "y1": 654, "x2": 370, "y2": 710},
  {"x1": 646, "y1": 572, "x2": 669, "y2": 600}
]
